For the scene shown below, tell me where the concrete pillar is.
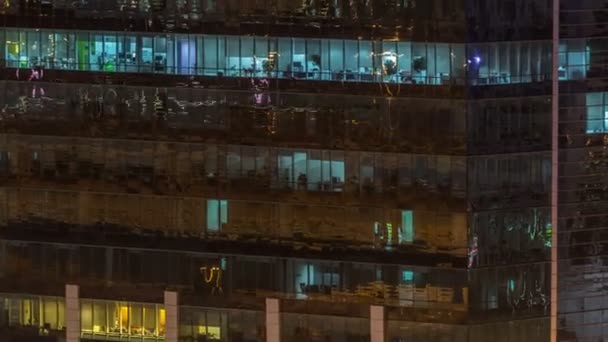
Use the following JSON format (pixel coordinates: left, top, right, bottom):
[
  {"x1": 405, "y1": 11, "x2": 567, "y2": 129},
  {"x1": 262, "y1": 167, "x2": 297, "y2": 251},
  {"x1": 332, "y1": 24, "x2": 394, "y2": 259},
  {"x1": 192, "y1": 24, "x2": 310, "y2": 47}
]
[
  {"x1": 370, "y1": 305, "x2": 385, "y2": 342},
  {"x1": 164, "y1": 291, "x2": 179, "y2": 342},
  {"x1": 65, "y1": 284, "x2": 80, "y2": 342},
  {"x1": 265, "y1": 298, "x2": 280, "y2": 342}
]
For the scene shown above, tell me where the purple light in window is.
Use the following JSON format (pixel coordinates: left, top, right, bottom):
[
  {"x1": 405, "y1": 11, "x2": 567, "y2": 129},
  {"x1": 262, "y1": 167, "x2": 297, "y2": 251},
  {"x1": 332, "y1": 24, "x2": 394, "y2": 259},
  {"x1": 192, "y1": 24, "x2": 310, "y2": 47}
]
[{"x1": 474, "y1": 56, "x2": 481, "y2": 64}]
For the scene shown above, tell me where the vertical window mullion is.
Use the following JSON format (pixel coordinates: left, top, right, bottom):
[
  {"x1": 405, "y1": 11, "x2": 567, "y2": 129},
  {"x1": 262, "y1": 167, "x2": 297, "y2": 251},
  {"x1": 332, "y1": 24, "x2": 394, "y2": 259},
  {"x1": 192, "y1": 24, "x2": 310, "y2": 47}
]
[
  {"x1": 341, "y1": 40, "x2": 345, "y2": 78},
  {"x1": 304, "y1": 39, "x2": 308, "y2": 73},
  {"x1": 201, "y1": 35, "x2": 206, "y2": 75},
  {"x1": 105, "y1": 302, "x2": 109, "y2": 334},
  {"x1": 357, "y1": 39, "x2": 361, "y2": 81},
  {"x1": 222, "y1": 36, "x2": 226, "y2": 76},
  {"x1": 127, "y1": 303, "x2": 131, "y2": 336},
  {"x1": 448, "y1": 44, "x2": 452, "y2": 78},
  {"x1": 238, "y1": 36, "x2": 242, "y2": 77},
  {"x1": 155, "y1": 304, "x2": 158, "y2": 337}
]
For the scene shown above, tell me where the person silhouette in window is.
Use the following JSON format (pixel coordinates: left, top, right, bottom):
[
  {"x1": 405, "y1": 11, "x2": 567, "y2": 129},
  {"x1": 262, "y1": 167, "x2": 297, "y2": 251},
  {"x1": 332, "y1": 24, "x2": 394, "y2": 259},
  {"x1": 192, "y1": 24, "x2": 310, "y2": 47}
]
[{"x1": 27, "y1": 66, "x2": 45, "y2": 97}]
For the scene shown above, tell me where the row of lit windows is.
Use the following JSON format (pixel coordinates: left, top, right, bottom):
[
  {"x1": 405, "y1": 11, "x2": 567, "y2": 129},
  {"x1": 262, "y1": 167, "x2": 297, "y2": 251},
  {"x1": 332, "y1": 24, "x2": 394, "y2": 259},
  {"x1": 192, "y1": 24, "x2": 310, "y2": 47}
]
[
  {"x1": 0, "y1": 295, "x2": 65, "y2": 332},
  {"x1": 1, "y1": 28, "x2": 558, "y2": 86},
  {"x1": 0, "y1": 292, "x2": 550, "y2": 341},
  {"x1": 80, "y1": 300, "x2": 165, "y2": 340},
  {"x1": 0, "y1": 295, "x2": 261, "y2": 341}
]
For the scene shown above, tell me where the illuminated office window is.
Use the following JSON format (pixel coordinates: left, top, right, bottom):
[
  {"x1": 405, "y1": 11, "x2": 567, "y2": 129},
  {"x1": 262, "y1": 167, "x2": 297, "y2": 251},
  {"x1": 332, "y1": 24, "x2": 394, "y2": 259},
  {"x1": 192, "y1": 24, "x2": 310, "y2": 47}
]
[
  {"x1": 402, "y1": 270, "x2": 414, "y2": 283},
  {"x1": 80, "y1": 299, "x2": 165, "y2": 340},
  {"x1": 586, "y1": 92, "x2": 608, "y2": 133},
  {"x1": 559, "y1": 40, "x2": 590, "y2": 80},
  {"x1": 278, "y1": 150, "x2": 345, "y2": 191},
  {"x1": 0, "y1": 295, "x2": 65, "y2": 332},
  {"x1": 508, "y1": 279, "x2": 515, "y2": 292},
  {"x1": 400, "y1": 210, "x2": 414, "y2": 244},
  {"x1": 2, "y1": 27, "x2": 561, "y2": 86},
  {"x1": 206, "y1": 199, "x2": 228, "y2": 232}
]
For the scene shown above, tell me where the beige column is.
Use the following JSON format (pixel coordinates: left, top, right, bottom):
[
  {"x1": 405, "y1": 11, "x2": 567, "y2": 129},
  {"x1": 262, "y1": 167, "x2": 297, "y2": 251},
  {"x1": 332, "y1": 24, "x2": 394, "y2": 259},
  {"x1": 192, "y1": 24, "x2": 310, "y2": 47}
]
[
  {"x1": 265, "y1": 298, "x2": 280, "y2": 342},
  {"x1": 164, "y1": 291, "x2": 179, "y2": 342},
  {"x1": 65, "y1": 284, "x2": 80, "y2": 342},
  {"x1": 370, "y1": 305, "x2": 385, "y2": 342}
]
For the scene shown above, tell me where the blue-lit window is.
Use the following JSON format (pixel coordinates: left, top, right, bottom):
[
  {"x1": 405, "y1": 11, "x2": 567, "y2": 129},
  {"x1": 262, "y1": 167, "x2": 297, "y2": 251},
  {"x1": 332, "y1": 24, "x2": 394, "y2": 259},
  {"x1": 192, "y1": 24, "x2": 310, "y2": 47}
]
[
  {"x1": 586, "y1": 92, "x2": 608, "y2": 133},
  {"x1": 559, "y1": 40, "x2": 590, "y2": 81},
  {"x1": 206, "y1": 199, "x2": 228, "y2": 232}
]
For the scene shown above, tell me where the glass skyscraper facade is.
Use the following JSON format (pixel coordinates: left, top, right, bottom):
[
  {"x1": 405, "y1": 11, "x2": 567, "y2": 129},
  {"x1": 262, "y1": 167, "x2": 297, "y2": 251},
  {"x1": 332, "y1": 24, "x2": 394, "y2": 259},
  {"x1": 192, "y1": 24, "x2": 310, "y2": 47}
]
[
  {"x1": 557, "y1": 1, "x2": 608, "y2": 342},
  {"x1": 0, "y1": 0, "x2": 599, "y2": 341}
]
